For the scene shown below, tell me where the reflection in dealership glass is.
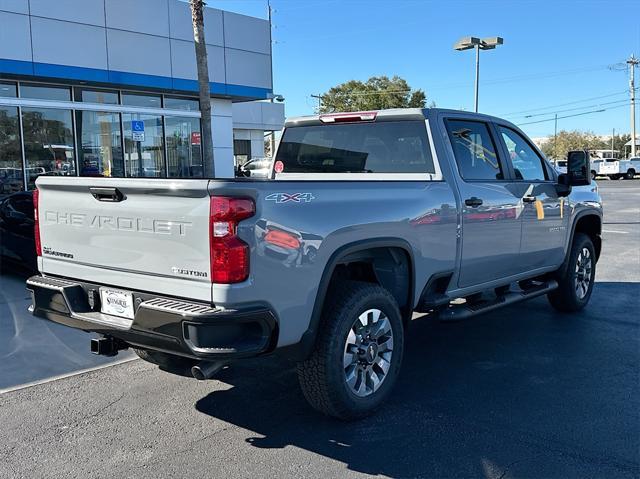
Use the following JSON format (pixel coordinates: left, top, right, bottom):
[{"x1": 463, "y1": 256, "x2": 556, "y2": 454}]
[
  {"x1": 410, "y1": 204, "x2": 457, "y2": 225},
  {"x1": 255, "y1": 219, "x2": 322, "y2": 266},
  {"x1": 466, "y1": 204, "x2": 518, "y2": 222},
  {"x1": 238, "y1": 158, "x2": 273, "y2": 178},
  {"x1": 77, "y1": 110, "x2": 124, "y2": 177},
  {"x1": 22, "y1": 108, "x2": 76, "y2": 189},
  {"x1": 0, "y1": 168, "x2": 24, "y2": 196},
  {"x1": 0, "y1": 190, "x2": 37, "y2": 270}
]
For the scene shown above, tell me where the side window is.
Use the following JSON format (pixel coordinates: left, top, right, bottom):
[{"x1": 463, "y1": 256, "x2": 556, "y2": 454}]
[
  {"x1": 445, "y1": 120, "x2": 502, "y2": 180},
  {"x1": 498, "y1": 126, "x2": 547, "y2": 181}
]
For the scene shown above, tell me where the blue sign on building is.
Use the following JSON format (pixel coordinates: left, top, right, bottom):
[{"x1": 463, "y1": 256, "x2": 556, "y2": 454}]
[{"x1": 131, "y1": 120, "x2": 145, "y2": 141}]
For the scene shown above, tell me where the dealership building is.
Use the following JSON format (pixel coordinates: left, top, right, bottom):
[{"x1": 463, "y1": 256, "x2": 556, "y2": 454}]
[{"x1": 0, "y1": 0, "x2": 284, "y2": 195}]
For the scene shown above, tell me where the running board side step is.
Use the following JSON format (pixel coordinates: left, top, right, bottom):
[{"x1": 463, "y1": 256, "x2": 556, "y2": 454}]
[{"x1": 438, "y1": 280, "x2": 558, "y2": 322}]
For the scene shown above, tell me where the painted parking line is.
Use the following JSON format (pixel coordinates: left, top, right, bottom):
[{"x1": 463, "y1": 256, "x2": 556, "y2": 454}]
[
  {"x1": 603, "y1": 230, "x2": 630, "y2": 234},
  {"x1": 0, "y1": 356, "x2": 138, "y2": 395}
]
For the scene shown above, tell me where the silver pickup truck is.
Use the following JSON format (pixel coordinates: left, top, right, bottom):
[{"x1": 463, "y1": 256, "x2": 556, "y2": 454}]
[{"x1": 28, "y1": 108, "x2": 602, "y2": 419}]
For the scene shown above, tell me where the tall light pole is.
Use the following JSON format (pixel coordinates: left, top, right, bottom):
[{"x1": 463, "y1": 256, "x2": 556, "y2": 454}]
[{"x1": 454, "y1": 36, "x2": 503, "y2": 112}]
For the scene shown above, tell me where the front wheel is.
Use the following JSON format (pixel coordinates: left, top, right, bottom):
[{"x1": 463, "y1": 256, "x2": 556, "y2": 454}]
[
  {"x1": 626, "y1": 169, "x2": 635, "y2": 180},
  {"x1": 548, "y1": 233, "x2": 596, "y2": 312},
  {"x1": 297, "y1": 281, "x2": 404, "y2": 420},
  {"x1": 591, "y1": 170, "x2": 597, "y2": 180}
]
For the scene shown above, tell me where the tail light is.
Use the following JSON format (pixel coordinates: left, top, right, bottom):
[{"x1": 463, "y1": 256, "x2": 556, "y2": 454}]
[
  {"x1": 210, "y1": 196, "x2": 255, "y2": 283},
  {"x1": 33, "y1": 188, "x2": 42, "y2": 256}
]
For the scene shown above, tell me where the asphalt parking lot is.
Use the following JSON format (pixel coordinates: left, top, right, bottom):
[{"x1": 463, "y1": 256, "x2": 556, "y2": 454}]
[
  {"x1": 0, "y1": 181, "x2": 638, "y2": 478},
  {"x1": 0, "y1": 265, "x2": 133, "y2": 391}
]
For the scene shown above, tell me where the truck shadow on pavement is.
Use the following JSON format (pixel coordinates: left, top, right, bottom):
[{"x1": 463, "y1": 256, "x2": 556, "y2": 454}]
[{"x1": 195, "y1": 282, "x2": 640, "y2": 478}]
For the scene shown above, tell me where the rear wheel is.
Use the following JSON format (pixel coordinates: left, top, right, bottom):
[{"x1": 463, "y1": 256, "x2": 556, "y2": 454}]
[
  {"x1": 591, "y1": 170, "x2": 597, "y2": 180},
  {"x1": 626, "y1": 169, "x2": 635, "y2": 180},
  {"x1": 297, "y1": 281, "x2": 404, "y2": 420},
  {"x1": 548, "y1": 233, "x2": 596, "y2": 312}
]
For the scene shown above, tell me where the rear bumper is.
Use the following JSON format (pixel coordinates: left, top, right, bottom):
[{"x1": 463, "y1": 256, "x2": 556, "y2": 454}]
[{"x1": 27, "y1": 275, "x2": 278, "y2": 360}]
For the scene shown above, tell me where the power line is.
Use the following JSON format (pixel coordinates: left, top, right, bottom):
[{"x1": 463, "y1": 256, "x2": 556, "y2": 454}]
[
  {"x1": 427, "y1": 64, "x2": 614, "y2": 92},
  {"x1": 517, "y1": 98, "x2": 630, "y2": 119},
  {"x1": 517, "y1": 103, "x2": 628, "y2": 126},
  {"x1": 499, "y1": 89, "x2": 632, "y2": 116}
]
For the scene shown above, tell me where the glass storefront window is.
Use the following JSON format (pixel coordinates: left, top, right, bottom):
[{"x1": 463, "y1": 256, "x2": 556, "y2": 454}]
[
  {"x1": 164, "y1": 96, "x2": 199, "y2": 111},
  {"x1": 76, "y1": 111, "x2": 124, "y2": 177},
  {"x1": 74, "y1": 88, "x2": 119, "y2": 104},
  {"x1": 122, "y1": 114, "x2": 164, "y2": 177},
  {"x1": 20, "y1": 84, "x2": 71, "y2": 101},
  {"x1": 165, "y1": 116, "x2": 203, "y2": 178},
  {"x1": 0, "y1": 81, "x2": 17, "y2": 98},
  {"x1": 233, "y1": 139, "x2": 251, "y2": 167},
  {"x1": 22, "y1": 108, "x2": 75, "y2": 189},
  {"x1": 122, "y1": 92, "x2": 162, "y2": 108},
  {"x1": 0, "y1": 106, "x2": 23, "y2": 197}
]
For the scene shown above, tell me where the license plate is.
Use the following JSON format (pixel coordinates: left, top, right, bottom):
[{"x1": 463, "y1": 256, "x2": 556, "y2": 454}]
[{"x1": 100, "y1": 288, "x2": 135, "y2": 320}]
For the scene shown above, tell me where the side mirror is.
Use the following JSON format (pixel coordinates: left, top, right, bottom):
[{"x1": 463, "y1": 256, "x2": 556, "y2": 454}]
[{"x1": 566, "y1": 150, "x2": 591, "y2": 186}]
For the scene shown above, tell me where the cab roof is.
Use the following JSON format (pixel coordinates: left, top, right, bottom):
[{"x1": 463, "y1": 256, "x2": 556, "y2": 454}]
[{"x1": 284, "y1": 107, "x2": 511, "y2": 128}]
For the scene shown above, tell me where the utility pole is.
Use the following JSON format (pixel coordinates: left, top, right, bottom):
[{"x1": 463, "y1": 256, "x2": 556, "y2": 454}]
[
  {"x1": 627, "y1": 55, "x2": 639, "y2": 157},
  {"x1": 311, "y1": 94, "x2": 323, "y2": 114},
  {"x1": 612, "y1": 127, "x2": 615, "y2": 158},
  {"x1": 554, "y1": 113, "x2": 558, "y2": 158}
]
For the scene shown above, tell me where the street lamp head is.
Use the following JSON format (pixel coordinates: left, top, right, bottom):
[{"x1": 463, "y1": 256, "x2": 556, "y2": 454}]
[
  {"x1": 454, "y1": 36, "x2": 503, "y2": 51},
  {"x1": 453, "y1": 36, "x2": 481, "y2": 51},
  {"x1": 479, "y1": 36, "x2": 504, "y2": 50}
]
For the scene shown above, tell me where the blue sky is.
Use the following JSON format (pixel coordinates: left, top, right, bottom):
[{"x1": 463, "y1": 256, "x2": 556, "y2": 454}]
[{"x1": 211, "y1": 0, "x2": 640, "y2": 139}]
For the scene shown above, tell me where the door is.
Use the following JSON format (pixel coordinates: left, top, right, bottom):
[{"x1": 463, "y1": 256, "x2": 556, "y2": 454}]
[
  {"x1": 496, "y1": 125, "x2": 568, "y2": 270},
  {"x1": 445, "y1": 119, "x2": 523, "y2": 288}
]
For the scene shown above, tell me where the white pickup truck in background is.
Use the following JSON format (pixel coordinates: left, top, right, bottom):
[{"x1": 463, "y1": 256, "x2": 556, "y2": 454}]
[
  {"x1": 591, "y1": 158, "x2": 621, "y2": 180},
  {"x1": 617, "y1": 157, "x2": 640, "y2": 180}
]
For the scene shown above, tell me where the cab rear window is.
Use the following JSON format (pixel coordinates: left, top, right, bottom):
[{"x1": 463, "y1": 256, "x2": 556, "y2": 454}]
[{"x1": 275, "y1": 120, "x2": 434, "y2": 174}]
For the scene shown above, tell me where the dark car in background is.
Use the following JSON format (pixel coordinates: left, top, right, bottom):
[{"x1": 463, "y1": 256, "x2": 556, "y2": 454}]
[{"x1": 0, "y1": 191, "x2": 37, "y2": 271}]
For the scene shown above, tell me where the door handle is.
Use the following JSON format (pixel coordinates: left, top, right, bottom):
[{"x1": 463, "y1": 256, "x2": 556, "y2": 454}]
[
  {"x1": 89, "y1": 187, "x2": 125, "y2": 202},
  {"x1": 464, "y1": 197, "x2": 483, "y2": 207},
  {"x1": 522, "y1": 195, "x2": 537, "y2": 203}
]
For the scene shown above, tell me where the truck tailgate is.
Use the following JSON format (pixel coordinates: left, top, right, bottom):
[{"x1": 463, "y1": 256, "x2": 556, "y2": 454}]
[{"x1": 36, "y1": 177, "x2": 212, "y2": 301}]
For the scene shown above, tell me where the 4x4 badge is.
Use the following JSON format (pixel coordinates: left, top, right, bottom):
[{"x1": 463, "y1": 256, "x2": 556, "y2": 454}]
[{"x1": 265, "y1": 193, "x2": 315, "y2": 204}]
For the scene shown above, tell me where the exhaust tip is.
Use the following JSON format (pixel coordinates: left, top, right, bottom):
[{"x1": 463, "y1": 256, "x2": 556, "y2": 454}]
[
  {"x1": 191, "y1": 365, "x2": 207, "y2": 381},
  {"x1": 191, "y1": 361, "x2": 227, "y2": 380}
]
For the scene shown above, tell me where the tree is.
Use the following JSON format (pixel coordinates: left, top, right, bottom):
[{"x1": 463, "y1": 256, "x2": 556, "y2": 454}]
[
  {"x1": 319, "y1": 76, "x2": 427, "y2": 113},
  {"x1": 540, "y1": 130, "x2": 606, "y2": 160},
  {"x1": 190, "y1": 0, "x2": 214, "y2": 177}
]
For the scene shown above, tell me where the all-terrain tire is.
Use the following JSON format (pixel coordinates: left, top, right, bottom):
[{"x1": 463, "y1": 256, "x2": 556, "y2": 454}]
[
  {"x1": 297, "y1": 281, "x2": 404, "y2": 420},
  {"x1": 547, "y1": 233, "x2": 596, "y2": 312}
]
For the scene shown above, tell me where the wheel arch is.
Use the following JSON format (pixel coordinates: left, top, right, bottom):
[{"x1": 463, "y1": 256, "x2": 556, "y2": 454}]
[
  {"x1": 557, "y1": 212, "x2": 602, "y2": 280},
  {"x1": 282, "y1": 238, "x2": 415, "y2": 361}
]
